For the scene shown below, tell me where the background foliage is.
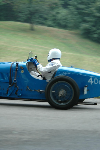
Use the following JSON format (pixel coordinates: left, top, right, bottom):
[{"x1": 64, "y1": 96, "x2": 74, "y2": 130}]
[{"x1": 0, "y1": 0, "x2": 100, "y2": 43}]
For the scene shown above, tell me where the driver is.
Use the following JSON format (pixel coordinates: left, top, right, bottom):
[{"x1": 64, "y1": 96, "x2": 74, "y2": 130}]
[{"x1": 30, "y1": 48, "x2": 62, "y2": 81}]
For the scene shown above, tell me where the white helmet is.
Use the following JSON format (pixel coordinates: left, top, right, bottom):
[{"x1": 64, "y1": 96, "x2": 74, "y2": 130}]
[{"x1": 47, "y1": 48, "x2": 61, "y2": 62}]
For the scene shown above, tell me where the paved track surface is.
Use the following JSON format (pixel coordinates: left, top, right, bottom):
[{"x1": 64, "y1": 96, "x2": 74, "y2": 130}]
[{"x1": 0, "y1": 98, "x2": 100, "y2": 150}]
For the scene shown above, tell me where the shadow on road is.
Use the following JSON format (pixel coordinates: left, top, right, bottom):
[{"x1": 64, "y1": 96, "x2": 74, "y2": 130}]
[
  {"x1": 0, "y1": 98, "x2": 100, "y2": 111},
  {"x1": 0, "y1": 102, "x2": 52, "y2": 109},
  {"x1": 0, "y1": 102, "x2": 100, "y2": 111}
]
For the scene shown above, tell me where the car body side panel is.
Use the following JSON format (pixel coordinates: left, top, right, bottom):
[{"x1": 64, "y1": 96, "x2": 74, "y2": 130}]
[
  {"x1": 1, "y1": 63, "x2": 100, "y2": 101},
  {"x1": 0, "y1": 62, "x2": 47, "y2": 99},
  {"x1": 17, "y1": 62, "x2": 47, "y2": 99},
  {"x1": 55, "y1": 67, "x2": 100, "y2": 99}
]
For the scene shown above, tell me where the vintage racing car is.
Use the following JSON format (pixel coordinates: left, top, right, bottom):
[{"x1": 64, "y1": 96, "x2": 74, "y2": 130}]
[{"x1": 0, "y1": 52, "x2": 100, "y2": 109}]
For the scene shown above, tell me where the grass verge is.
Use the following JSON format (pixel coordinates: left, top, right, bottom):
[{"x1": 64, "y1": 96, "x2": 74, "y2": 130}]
[{"x1": 0, "y1": 21, "x2": 100, "y2": 73}]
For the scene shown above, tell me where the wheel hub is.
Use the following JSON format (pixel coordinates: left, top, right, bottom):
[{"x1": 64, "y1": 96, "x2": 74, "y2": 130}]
[{"x1": 58, "y1": 89, "x2": 67, "y2": 97}]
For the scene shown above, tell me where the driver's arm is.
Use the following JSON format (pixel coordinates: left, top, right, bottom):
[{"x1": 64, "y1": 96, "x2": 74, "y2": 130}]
[{"x1": 37, "y1": 63, "x2": 61, "y2": 76}]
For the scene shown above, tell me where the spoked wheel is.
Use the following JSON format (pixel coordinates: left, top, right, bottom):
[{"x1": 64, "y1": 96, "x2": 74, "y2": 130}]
[{"x1": 45, "y1": 76, "x2": 80, "y2": 110}]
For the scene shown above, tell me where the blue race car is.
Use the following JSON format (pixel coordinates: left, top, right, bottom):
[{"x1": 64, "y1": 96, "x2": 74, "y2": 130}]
[{"x1": 0, "y1": 53, "x2": 100, "y2": 109}]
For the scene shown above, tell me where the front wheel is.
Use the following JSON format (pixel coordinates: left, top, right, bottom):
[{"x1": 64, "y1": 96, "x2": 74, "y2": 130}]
[{"x1": 45, "y1": 76, "x2": 80, "y2": 110}]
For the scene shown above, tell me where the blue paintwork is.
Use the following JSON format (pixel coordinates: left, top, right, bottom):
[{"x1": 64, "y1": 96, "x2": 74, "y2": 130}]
[
  {"x1": 55, "y1": 67, "x2": 100, "y2": 99},
  {"x1": 0, "y1": 61, "x2": 100, "y2": 101},
  {"x1": 0, "y1": 62, "x2": 47, "y2": 99}
]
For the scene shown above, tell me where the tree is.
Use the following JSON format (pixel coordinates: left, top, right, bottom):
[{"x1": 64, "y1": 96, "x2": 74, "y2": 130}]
[
  {"x1": 80, "y1": 0, "x2": 100, "y2": 42},
  {"x1": 56, "y1": 8, "x2": 68, "y2": 29},
  {"x1": 2, "y1": 0, "x2": 47, "y2": 30},
  {"x1": 44, "y1": 0, "x2": 63, "y2": 27},
  {"x1": 59, "y1": 0, "x2": 70, "y2": 8},
  {"x1": 14, "y1": 0, "x2": 51, "y2": 30},
  {"x1": 0, "y1": 0, "x2": 15, "y2": 21},
  {"x1": 13, "y1": 0, "x2": 37, "y2": 30}
]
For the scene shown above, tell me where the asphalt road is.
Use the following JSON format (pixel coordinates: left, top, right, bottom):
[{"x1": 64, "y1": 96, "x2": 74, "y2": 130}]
[{"x1": 0, "y1": 98, "x2": 100, "y2": 150}]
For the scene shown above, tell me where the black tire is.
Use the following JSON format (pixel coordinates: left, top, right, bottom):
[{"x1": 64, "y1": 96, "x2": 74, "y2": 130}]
[
  {"x1": 78, "y1": 99, "x2": 85, "y2": 103},
  {"x1": 45, "y1": 76, "x2": 80, "y2": 110}
]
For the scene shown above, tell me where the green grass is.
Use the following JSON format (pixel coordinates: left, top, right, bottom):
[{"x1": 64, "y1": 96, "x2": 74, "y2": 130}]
[{"x1": 0, "y1": 21, "x2": 100, "y2": 73}]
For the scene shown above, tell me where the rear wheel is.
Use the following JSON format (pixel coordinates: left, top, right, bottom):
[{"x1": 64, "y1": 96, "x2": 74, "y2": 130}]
[{"x1": 45, "y1": 76, "x2": 80, "y2": 110}]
